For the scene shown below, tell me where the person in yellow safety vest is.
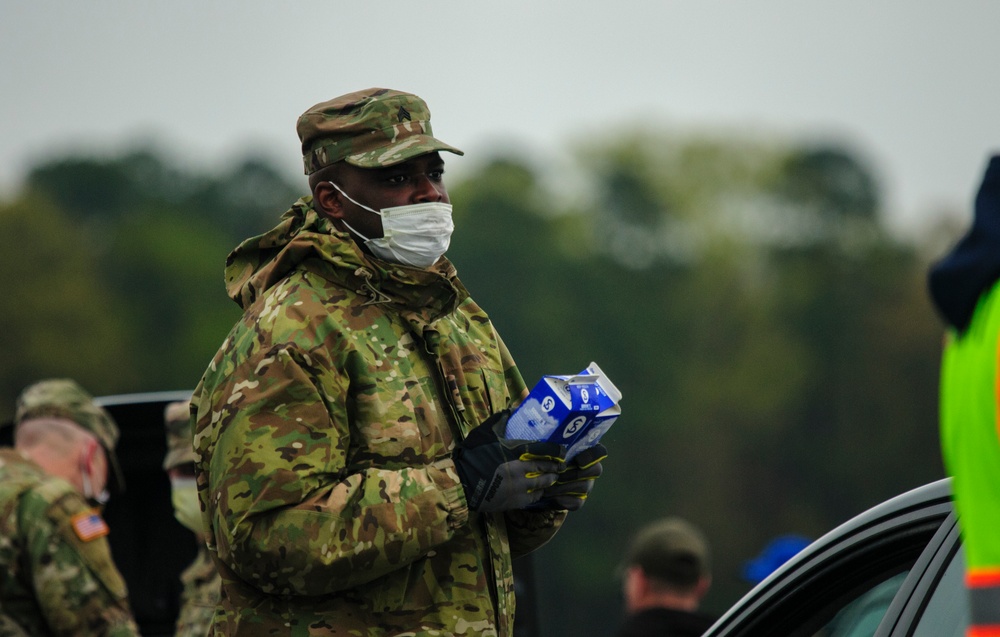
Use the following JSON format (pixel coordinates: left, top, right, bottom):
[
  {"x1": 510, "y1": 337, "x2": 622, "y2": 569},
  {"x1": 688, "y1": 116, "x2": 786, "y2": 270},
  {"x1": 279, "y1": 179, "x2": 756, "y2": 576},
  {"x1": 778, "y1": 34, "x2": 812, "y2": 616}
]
[{"x1": 929, "y1": 153, "x2": 1000, "y2": 637}]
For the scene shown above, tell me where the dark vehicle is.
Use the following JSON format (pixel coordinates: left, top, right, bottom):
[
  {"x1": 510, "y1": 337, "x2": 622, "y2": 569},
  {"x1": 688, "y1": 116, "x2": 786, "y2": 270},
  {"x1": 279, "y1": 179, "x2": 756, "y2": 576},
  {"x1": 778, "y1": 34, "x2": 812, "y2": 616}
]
[
  {"x1": 704, "y1": 478, "x2": 966, "y2": 637},
  {"x1": 96, "y1": 390, "x2": 198, "y2": 636}
]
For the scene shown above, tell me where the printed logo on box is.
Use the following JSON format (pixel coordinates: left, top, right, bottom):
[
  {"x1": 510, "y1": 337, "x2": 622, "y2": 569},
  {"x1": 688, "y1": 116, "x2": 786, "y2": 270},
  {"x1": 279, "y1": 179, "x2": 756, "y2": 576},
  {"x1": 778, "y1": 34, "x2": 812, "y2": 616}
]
[{"x1": 504, "y1": 362, "x2": 621, "y2": 460}]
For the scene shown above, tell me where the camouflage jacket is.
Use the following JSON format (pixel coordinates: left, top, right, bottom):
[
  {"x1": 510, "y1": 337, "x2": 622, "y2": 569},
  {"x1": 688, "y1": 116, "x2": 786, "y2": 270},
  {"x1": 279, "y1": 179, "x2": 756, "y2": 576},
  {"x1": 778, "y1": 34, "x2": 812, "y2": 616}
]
[
  {"x1": 174, "y1": 543, "x2": 221, "y2": 637},
  {"x1": 192, "y1": 197, "x2": 566, "y2": 636},
  {"x1": 0, "y1": 449, "x2": 140, "y2": 637}
]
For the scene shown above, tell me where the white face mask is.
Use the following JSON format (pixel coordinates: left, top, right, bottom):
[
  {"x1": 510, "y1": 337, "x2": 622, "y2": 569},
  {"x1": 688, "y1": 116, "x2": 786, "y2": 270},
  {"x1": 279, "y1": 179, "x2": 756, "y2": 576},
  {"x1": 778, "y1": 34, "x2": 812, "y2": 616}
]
[
  {"x1": 329, "y1": 181, "x2": 454, "y2": 268},
  {"x1": 80, "y1": 460, "x2": 109, "y2": 507},
  {"x1": 170, "y1": 477, "x2": 204, "y2": 535}
]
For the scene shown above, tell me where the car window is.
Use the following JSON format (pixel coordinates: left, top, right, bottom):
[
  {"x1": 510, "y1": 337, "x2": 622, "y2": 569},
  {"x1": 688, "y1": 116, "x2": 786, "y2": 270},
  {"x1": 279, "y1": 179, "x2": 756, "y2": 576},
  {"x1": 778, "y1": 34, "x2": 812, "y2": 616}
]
[
  {"x1": 910, "y1": 544, "x2": 966, "y2": 637},
  {"x1": 812, "y1": 571, "x2": 909, "y2": 637}
]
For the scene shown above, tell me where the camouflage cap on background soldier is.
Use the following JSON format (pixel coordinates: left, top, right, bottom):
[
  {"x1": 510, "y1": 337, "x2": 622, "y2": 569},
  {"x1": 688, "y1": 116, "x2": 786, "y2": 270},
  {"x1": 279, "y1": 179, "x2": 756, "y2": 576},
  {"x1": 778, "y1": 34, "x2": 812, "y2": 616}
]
[
  {"x1": 163, "y1": 399, "x2": 195, "y2": 471},
  {"x1": 14, "y1": 379, "x2": 125, "y2": 492},
  {"x1": 297, "y1": 87, "x2": 463, "y2": 174}
]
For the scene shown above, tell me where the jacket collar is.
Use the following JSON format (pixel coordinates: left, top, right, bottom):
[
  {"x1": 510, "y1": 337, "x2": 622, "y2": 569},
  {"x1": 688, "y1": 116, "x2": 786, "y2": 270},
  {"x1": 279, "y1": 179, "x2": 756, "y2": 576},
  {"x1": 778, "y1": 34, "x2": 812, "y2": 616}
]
[{"x1": 225, "y1": 196, "x2": 464, "y2": 320}]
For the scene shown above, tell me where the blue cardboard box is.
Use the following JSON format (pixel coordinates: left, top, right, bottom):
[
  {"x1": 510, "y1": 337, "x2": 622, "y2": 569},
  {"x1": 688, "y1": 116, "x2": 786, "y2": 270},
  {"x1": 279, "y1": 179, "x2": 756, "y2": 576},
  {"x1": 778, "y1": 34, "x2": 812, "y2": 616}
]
[{"x1": 504, "y1": 362, "x2": 621, "y2": 460}]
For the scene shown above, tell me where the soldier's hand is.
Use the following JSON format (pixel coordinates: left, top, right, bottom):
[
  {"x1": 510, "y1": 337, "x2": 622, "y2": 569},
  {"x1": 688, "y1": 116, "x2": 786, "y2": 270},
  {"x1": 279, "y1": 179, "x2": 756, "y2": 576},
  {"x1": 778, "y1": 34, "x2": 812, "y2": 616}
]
[
  {"x1": 536, "y1": 443, "x2": 607, "y2": 511},
  {"x1": 453, "y1": 410, "x2": 566, "y2": 513}
]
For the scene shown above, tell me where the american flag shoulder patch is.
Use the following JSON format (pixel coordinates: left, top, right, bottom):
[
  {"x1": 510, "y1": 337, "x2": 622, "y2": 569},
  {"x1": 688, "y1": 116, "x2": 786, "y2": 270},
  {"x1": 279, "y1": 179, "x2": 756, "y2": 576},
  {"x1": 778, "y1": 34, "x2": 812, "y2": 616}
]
[{"x1": 71, "y1": 509, "x2": 109, "y2": 542}]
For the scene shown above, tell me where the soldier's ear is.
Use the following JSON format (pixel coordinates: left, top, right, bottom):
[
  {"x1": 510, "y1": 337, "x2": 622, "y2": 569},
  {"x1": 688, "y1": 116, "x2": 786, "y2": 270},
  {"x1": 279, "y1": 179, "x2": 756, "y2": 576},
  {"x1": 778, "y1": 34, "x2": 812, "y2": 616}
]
[
  {"x1": 82, "y1": 437, "x2": 101, "y2": 471},
  {"x1": 314, "y1": 182, "x2": 345, "y2": 219}
]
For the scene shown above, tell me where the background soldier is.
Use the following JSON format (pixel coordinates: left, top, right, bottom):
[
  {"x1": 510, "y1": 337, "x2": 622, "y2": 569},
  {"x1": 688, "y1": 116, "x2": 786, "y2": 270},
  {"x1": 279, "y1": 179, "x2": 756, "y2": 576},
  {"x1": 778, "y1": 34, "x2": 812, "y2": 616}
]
[
  {"x1": 0, "y1": 378, "x2": 139, "y2": 636},
  {"x1": 163, "y1": 399, "x2": 220, "y2": 637},
  {"x1": 615, "y1": 517, "x2": 717, "y2": 637}
]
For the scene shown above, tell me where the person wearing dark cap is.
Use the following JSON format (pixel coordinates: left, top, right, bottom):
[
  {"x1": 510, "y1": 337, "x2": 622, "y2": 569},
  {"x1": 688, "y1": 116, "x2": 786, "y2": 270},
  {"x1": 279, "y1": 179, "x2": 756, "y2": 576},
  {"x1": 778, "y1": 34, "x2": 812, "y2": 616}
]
[
  {"x1": 191, "y1": 88, "x2": 604, "y2": 636},
  {"x1": 163, "y1": 399, "x2": 220, "y2": 637},
  {"x1": 0, "y1": 378, "x2": 139, "y2": 636},
  {"x1": 615, "y1": 517, "x2": 717, "y2": 637},
  {"x1": 928, "y1": 154, "x2": 1000, "y2": 636}
]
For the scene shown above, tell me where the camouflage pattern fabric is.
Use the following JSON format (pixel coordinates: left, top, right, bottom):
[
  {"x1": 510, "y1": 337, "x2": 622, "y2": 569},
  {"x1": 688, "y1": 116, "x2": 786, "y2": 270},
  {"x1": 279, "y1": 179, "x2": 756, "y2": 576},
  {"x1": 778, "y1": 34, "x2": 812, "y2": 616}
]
[
  {"x1": 0, "y1": 449, "x2": 139, "y2": 636},
  {"x1": 0, "y1": 614, "x2": 31, "y2": 637},
  {"x1": 192, "y1": 197, "x2": 566, "y2": 636},
  {"x1": 163, "y1": 399, "x2": 196, "y2": 471},
  {"x1": 174, "y1": 545, "x2": 221, "y2": 637},
  {"x1": 297, "y1": 88, "x2": 463, "y2": 174}
]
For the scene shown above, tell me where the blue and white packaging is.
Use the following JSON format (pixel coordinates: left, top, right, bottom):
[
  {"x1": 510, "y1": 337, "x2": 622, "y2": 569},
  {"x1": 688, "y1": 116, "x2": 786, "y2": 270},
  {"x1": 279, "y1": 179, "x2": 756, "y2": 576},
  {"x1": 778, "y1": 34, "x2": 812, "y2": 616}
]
[{"x1": 504, "y1": 361, "x2": 622, "y2": 460}]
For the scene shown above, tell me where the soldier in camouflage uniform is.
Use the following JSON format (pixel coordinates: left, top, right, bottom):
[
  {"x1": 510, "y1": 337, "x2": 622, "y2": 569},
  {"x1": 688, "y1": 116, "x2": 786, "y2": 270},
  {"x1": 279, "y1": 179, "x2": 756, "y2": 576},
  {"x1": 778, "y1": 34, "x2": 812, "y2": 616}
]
[
  {"x1": 192, "y1": 88, "x2": 606, "y2": 636},
  {"x1": 0, "y1": 379, "x2": 140, "y2": 636},
  {"x1": 163, "y1": 400, "x2": 221, "y2": 637}
]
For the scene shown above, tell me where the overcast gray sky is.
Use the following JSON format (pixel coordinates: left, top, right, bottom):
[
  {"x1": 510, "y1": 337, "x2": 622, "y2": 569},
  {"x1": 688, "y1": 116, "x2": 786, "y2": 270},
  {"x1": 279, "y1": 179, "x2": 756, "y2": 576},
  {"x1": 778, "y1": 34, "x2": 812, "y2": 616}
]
[{"x1": 4, "y1": 1, "x2": 1000, "y2": 235}]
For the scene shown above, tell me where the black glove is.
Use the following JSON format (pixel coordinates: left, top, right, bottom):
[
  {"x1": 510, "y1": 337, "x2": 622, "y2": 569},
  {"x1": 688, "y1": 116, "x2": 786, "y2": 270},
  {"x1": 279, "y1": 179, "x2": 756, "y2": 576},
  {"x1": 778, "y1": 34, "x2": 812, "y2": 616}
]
[
  {"x1": 535, "y1": 443, "x2": 607, "y2": 511},
  {"x1": 453, "y1": 410, "x2": 567, "y2": 513}
]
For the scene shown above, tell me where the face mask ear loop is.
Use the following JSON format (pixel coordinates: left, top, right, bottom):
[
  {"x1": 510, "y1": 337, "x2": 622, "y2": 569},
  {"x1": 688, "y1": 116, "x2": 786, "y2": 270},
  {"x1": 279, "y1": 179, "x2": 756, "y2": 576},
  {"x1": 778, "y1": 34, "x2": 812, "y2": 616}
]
[
  {"x1": 328, "y1": 181, "x2": 382, "y2": 215},
  {"x1": 328, "y1": 181, "x2": 382, "y2": 243},
  {"x1": 340, "y1": 219, "x2": 374, "y2": 243},
  {"x1": 80, "y1": 462, "x2": 93, "y2": 500},
  {"x1": 80, "y1": 442, "x2": 95, "y2": 502},
  {"x1": 81, "y1": 441, "x2": 110, "y2": 506},
  {"x1": 93, "y1": 443, "x2": 110, "y2": 506}
]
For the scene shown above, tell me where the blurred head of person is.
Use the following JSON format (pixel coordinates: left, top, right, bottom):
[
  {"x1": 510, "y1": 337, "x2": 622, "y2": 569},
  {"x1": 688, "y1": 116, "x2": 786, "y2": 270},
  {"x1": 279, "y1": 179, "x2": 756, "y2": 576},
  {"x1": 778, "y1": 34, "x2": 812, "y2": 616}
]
[
  {"x1": 620, "y1": 517, "x2": 712, "y2": 613},
  {"x1": 14, "y1": 378, "x2": 123, "y2": 506}
]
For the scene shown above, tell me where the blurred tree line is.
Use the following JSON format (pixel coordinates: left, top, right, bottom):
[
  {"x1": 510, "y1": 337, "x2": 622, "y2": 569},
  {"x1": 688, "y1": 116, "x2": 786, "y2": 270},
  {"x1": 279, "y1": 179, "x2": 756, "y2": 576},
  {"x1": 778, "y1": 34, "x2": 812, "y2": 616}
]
[{"x1": 0, "y1": 129, "x2": 957, "y2": 636}]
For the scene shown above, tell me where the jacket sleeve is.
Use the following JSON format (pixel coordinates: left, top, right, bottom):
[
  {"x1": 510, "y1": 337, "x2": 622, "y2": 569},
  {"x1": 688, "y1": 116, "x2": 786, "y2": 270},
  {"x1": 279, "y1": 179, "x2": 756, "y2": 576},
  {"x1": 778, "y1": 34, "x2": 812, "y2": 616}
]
[
  {"x1": 24, "y1": 488, "x2": 140, "y2": 637},
  {"x1": 201, "y1": 344, "x2": 470, "y2": 598}
]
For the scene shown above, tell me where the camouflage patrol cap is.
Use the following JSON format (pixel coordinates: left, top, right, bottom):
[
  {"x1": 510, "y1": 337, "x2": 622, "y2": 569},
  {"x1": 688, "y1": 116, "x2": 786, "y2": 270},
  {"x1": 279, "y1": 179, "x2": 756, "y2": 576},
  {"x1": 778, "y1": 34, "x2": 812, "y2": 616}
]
[
  {"x1": 621, "y1": 517, "x2": 710, "y2": 587},
  {"x1": 297, "y1": 88, "x2": 464, "y2": 174},
  {"x1": 14, "y1": 378, "x2": 125, "y2": 492},
  {"x1": 162, "y1": 399, "x2": 196, "y2": 471}
]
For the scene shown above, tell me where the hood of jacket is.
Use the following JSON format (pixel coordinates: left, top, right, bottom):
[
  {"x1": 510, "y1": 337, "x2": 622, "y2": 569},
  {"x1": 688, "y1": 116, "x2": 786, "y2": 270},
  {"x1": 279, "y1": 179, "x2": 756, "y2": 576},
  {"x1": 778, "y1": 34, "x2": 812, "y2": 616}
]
[
  {"x1": 928, "y1": 155, "x2": 1000, "y2": 332},
  {"x1": 224, "y1": 196, "x2": 466, "y2": 320}
]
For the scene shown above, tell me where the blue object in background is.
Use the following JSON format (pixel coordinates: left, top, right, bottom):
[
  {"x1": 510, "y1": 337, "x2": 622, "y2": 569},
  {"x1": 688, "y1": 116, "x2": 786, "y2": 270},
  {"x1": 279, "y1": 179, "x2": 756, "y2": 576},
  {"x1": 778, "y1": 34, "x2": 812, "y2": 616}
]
[{"x1": 742, "y1": 535, "x2": 812, "y2": 584}]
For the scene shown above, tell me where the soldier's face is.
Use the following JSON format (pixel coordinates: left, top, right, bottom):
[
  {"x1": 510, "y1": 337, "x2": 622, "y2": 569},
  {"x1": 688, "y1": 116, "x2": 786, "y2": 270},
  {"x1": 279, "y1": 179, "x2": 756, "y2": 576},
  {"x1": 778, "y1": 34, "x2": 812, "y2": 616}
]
[{"x1": 334, "y1": 152, "x2": 450, "y2": 239}]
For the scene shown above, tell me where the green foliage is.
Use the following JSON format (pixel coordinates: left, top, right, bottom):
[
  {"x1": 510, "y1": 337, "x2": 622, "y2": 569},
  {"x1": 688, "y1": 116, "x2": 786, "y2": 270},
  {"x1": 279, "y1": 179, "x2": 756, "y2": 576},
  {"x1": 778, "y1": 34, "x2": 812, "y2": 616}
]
[
  {"x1": 453, "y1": 135, "x2": 943, "y2": 636},
  {"x1": 25, "y1": 148, "x2": 300, "y2": 242},
  {"x1": 0, "y1": 196, "x2": 135, "y2": 415},
  {"x1": 1, "y1": 133, "x2": 948, "y2": 637},
  {"x1": 3, "y1": 148, "x2": 288, "y2": 414},
  {"x1": 98, "y1": 210, "x2": 243, "y2": 389},
  {"x1": 448, "y1": 159, "x2": 592, "y2": 382},
  {"x1": 778, "y1": 147, "x2": 881, "y2": 219}
]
